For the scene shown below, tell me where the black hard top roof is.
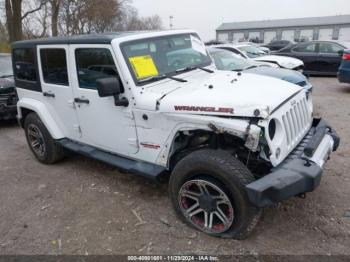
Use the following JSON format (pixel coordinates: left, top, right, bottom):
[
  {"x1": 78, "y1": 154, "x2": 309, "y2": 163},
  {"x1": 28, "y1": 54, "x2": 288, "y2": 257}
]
[{"x1": 12, "y1": 31, "x2": 162, "y2": 48}]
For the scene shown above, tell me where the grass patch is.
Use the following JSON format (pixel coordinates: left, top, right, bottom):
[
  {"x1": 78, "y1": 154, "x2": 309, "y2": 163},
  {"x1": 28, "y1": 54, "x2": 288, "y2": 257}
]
[{"x1": 0, "y1": 42, "x2": 10, "y2": 53}]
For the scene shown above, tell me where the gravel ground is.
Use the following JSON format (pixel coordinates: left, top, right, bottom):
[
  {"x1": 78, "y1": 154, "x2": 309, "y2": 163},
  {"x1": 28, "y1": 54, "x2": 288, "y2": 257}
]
[{"x1": 0, "y1": 77, "x2": 349, "y2": 256}]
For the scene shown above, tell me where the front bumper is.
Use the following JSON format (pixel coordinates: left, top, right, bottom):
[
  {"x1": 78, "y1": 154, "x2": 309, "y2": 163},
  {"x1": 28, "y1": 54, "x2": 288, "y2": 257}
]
[
  {"x1": 246, "y1": 118, "x2": 340, "y2": 207},
  {"x1": 0, "y1": 103, "x2": 17, "y2": 120}
]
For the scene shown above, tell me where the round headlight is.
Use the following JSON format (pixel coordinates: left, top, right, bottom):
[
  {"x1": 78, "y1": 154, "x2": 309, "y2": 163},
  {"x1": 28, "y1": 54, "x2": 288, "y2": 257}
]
[{"x1": 268, "y1": 119, "x2": 276, "y2": 140}]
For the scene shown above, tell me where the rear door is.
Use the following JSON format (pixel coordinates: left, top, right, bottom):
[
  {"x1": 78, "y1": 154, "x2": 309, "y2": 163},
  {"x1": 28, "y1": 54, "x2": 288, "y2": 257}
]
[
  {"x1": 69, "y1": 45, "x2": 139, "y2": 155},
  {"x1": 37, "y1": 45, "x2": 81, "y2": 140},
  {"x1": 318, "y1": 42, "x2": 344, "y2": 74}
]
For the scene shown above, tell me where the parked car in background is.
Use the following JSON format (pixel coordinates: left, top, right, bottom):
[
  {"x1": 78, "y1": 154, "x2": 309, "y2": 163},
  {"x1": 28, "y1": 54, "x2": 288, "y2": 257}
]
[
  {"x1": 207, "y1": 47, "x2": 312, "y2": 93},
  {"x1": 263, "y1": 40, "x2": 295, "y2": 51},
  {"x1": 213, "y1": 44, "x2": 304, "y2": 71},
  {"x1": 0, "y1": 53, "x2": 17, "y2": 120},
  {"x1": 238, "y1": 42, "x2": 271, "y2": 54},
  {"x1": 274, "y1": 41, "x2": 350, "y2": 75},
  {"x1": 338, "y1": 50, "x2": 350, "y2": 84}
]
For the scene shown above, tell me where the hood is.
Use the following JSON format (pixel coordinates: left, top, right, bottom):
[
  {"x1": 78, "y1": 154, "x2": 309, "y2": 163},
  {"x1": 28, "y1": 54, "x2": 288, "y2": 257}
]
[
  {"x1": 139, "y1": 70, "x2": 303, "y2": 118},
  {"x1": 245, "y1": 67, "x2": 307, "y2": 86},
  {"x1": 253, "y1": 55, "x2": 304, "y2": 69},
  {"x1": 0, "y1": 78, "x2": 15, "y2": 93}
]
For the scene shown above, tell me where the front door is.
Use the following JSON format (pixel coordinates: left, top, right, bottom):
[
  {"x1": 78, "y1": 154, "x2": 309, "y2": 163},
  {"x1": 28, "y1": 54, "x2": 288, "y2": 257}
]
[
  {"x1": 37, "y1": 45, "x2": 81, "y2": 140},
  {"x1": 69, "y1": 45, "x2": 139, "y2": 155}
]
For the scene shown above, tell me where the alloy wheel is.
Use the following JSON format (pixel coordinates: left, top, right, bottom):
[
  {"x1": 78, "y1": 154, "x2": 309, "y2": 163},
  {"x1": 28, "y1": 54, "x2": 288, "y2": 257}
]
[
  {"x1": 27, "y1": 124, "x2": 46, "y2": 157},
  {"x1": 178, "y1": 179, "x2": 234, "y2": 234}
]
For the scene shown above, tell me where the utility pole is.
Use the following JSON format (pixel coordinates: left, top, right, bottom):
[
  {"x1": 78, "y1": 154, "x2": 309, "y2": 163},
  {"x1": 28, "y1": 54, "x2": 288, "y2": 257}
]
[{"x1": 169, "y1": 16, "x2": 174, "y2": 29}]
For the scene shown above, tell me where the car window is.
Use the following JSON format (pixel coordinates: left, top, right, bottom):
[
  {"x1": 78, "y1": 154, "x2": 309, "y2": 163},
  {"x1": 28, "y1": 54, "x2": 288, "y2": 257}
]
[
  {"x1": 75, "y1": 48, "x2": 119, "y2": 90},
  {"x1": 13, "y1": 48, "x2": 37, "y2": 82},
  {"x1": 293, "y1": 43, "x2": 317, "y2": 53},
  {"x1": 0, "y1": 55, "x2": 13, "y2": 77},
  {"x1": 209, "y1": 49, "x2": 251, "y2": 71},
  {"x1": 220, "y1": 47, "x2": 246, "y2": 58},
  {"x1": 237, "y1": 45, "x2": 265, "y2": 58},
  {"x1": 40, "y1": 49, "x2": 68, "y2": 86},
  {"x1": 87, "y1": 66, "x2": 102, "y2": 72},
  {"x1": 319, "y1": 43, "x2": 343, "y2": 54},
  {"x1": 102, "y1": 67, "x2": 117, "y2": 76}
]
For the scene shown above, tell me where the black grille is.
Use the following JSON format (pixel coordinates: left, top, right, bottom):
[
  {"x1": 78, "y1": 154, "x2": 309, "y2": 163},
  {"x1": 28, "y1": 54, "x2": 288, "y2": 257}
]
[{"x1": 0, "y1": 91, "x2": 17, "y2": 106}]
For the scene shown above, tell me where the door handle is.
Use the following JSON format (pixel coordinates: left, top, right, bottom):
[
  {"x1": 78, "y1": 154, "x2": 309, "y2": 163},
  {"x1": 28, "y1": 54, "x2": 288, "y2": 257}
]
[
  {"x1": 74, "y1": 97, "x2": 90, "y2": 104},
  {"x1": 43, "y1": 91, "x2": 55, "y2": 98}
]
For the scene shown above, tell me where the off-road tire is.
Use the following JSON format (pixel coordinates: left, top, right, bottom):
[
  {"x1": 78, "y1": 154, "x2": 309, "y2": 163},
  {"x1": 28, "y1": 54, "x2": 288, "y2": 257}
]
[
  {"x1": 169, "y1": 149, "x2": 262, "y2": 239},
  {"x1": 24, "y1": 112, "x2": 64, "y2": 164}
]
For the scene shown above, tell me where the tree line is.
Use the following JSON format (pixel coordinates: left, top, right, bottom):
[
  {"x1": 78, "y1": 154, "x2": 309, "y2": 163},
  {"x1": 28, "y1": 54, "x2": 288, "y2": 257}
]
[{"x1": 1, "y1": 0, "x2": 163, "y2": 43}]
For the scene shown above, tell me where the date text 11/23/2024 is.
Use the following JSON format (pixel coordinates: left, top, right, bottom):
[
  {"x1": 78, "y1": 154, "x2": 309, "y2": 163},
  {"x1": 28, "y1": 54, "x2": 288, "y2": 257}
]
[{"x1": 127, "y1": 255, "x2": 219, "y2": 261}]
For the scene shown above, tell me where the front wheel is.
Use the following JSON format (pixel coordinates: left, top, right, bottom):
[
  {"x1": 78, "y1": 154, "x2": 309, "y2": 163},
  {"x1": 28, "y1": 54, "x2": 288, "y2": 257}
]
[{"x1": 169, "y1": 149, "x2": 262, "y2": 239}]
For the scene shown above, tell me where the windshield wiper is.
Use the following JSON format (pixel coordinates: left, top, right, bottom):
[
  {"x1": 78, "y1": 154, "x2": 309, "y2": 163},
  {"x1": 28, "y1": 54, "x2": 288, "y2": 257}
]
[
  {"x1": 244, "y1": 65, "x2": 258, "y2": 70},
  {"x1": 176, "y1": 66, "x2": 214, "y2": 74},
  {"x1": 0, "y1": 74, "x2": 13, "y2": 78},
  {"x1": 197, "y1": 67, "x2": 214, "y2": 73},
  {"x1": 138, "y1": 74, "x2": 187, "y2": 84}
]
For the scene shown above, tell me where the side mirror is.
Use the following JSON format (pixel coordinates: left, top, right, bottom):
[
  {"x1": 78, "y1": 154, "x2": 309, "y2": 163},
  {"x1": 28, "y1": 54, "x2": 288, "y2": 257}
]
[
  {"x1": 96, "y1": 77, "x2": 121, "y2": 97},
  {"x1": 338, "y1": 50, "x2": 344, "y2": 56},
  {"x1": 96, "y1": 77, "x2": 129, "y2": 107}
]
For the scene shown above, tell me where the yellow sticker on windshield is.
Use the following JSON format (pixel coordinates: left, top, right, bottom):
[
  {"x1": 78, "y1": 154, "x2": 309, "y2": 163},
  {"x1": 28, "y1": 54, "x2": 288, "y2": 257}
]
[{"x1": 129, "y1": 55, "x2": 159, "y2": 79}]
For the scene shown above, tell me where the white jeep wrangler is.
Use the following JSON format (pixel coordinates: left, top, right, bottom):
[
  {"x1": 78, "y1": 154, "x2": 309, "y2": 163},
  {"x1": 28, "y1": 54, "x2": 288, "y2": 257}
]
[{"x1": 12, "y1": 30, "x2": 339, "y2": 239}]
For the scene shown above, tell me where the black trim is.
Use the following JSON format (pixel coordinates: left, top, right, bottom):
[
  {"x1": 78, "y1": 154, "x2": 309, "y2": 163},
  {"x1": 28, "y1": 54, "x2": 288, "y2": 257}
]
[
  {"x1": 304, "y1": 123, "x2": 327, "y2": 157},
  {"x1": 11, "y1": 32, "x2": 148, "y2": 48},
  {"x1": 270, "y1": 90, "x2": 303, "y2": 115},
  {"x1": 56, "y1": 138, "x2": 167, "y2": 181},
  {"x1": 246, "y1": 118, "x2": 340, "y2": 207}
]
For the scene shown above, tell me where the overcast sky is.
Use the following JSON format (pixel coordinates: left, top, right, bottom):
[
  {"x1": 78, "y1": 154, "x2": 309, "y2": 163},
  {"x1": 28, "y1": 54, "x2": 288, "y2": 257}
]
[{"x1": 132, "y1": 0, "x2": 350, "y2": 41}]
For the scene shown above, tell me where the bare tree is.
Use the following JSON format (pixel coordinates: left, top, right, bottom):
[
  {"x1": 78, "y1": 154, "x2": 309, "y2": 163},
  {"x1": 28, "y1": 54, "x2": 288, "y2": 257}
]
[
  {"x1": 5, "y1": 0, "x2": 47, "y2": 42},
  {"x1": 22, "y1": 0, "x2": 49, "y2": 39},
  {"x1": 2, "y1": 0, "x2": 163, "y2": 41},
  {"x1": 0, "y1": 20, "x2": 8, "y2": 43},
  {"x1": 116, "y1": 4, "x2": 163, "y2": 31},
  {"x1": 50, "y1": 0, "x2": 60, "y2": 36}
]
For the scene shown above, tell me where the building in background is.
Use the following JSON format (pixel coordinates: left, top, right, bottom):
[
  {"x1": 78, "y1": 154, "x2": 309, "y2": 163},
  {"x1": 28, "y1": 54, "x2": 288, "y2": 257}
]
[{"x1": 216, "y1": 15, "x2": 350, "y2": 43}]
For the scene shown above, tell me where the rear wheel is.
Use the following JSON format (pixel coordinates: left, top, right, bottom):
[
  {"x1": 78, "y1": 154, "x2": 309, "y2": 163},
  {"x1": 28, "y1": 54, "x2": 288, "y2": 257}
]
[
  {"x1": 24, "y1": 113, "x2": 64, "y2": 164},
  {"x1": 169, "y1": 149, "x2": 262, "y2": 239}
]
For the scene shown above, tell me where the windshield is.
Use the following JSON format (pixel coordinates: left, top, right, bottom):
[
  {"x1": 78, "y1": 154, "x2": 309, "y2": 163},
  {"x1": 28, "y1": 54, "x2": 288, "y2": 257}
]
[
  {"x1": 208, "y1": 49, "x2": 252, "y2": 71},
  {"x1": 121, "y1": 33, "x2": 212, "y2": 84},
  {"x1": 0, "y1": 54, "x2": 13, "y2": 77},
  {"x1": 237, "y1": 45, "x2": 266, "y2": 58}
]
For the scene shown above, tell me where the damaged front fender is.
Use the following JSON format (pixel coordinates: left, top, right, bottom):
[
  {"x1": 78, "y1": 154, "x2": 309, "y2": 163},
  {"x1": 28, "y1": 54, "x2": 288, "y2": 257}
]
[
  {"x1": 244, "y1": 125, "x2": 262, "y2": 152},
  {"x1": 208, "y1": 121, "x2": 262, "y2": 152}
]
